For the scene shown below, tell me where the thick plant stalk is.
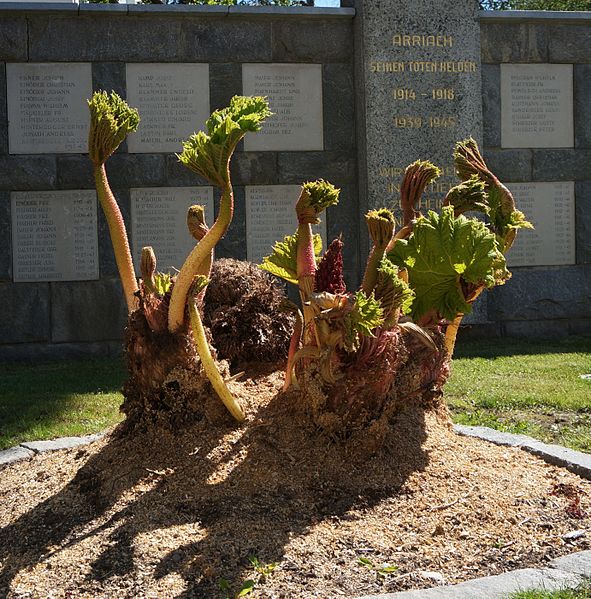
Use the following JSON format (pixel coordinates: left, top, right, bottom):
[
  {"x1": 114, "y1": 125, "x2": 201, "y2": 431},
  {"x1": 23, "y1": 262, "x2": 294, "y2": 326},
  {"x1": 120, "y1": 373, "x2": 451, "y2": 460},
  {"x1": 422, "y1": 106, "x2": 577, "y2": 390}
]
[
  {"x1": 188, "y1": 284, "x2": 245, "y2": 423},
  {"x1": 284, "y1": 308, "x2": 303, "y2": 391},
  {"x1": 140, "y1": 246, "x2": 157, "y2": 294},
  {"x1": 168, "y1": 182, "x2": 233, "y2": 332},
  {"x1": 94, "y1": 164, "x2": 138, "y2": 312},
  {"x1": 361, "y1": 209, "x2": 395, "y2": 296},
  {"x1": 444, "y1": 286, "x2": 485, "y2": 356}
]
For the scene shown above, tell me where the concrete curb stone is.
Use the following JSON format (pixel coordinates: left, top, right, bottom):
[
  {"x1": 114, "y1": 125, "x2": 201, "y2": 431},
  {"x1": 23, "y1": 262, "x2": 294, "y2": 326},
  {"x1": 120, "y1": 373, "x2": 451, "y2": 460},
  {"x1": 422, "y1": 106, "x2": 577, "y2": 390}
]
[{"x1": 0, "y1": 445, "x2": 34, "y2": 466}]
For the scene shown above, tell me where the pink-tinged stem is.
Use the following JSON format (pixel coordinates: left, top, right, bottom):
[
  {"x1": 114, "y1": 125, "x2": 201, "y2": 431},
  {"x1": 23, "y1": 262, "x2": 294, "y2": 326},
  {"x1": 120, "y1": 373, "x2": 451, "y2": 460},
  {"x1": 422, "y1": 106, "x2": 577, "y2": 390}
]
[
  {"x1": 296, "y1": 222, "x2": 316, "y2": 300},
  {"x1": 168, "y1": 178, "x2": 233, "y2": 333},
  {"x1": 94, "y1": 164, "x2": 138, "y2": 313},
  {"x1": 283, "y1": 309, "x2": 303, "y2": 391}
]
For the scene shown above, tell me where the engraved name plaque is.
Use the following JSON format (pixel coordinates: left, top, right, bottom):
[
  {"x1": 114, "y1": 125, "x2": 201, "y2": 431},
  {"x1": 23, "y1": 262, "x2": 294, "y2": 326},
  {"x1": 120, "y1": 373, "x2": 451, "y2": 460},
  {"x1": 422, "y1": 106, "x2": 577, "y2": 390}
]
[
  {"x1": 11, "y1": 190, "x2": 98, "y2": 282},
  {"x1": 126, "y1": 63, "x2": 210, "y2": 153},
  {"x1": 245, "y1": 185, "x2": 327, "y2": 265},
  {"x1": 507, "y1": 181, "x2": 575, "y2": 267},
  {"x1": 7, "y1": 63, "x2": 92, "y2": 154},
  {"x1": 131, "y1": 187, "x2": 214, "y2": 272},
  {"x1": 501, "y1": 64, "x2": 574, "y2": 149},
  {"x1": 242, "y1": 64, "x2": 323, "y2": 152}
]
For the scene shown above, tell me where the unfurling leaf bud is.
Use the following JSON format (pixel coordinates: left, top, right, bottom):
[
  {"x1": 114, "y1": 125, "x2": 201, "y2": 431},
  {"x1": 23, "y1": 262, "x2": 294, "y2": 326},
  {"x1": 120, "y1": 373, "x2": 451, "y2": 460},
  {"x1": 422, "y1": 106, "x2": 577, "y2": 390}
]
[
  {"x1": 187, "y1": 204, "x2": 209, "y2": 241},
  {"x1": 366, "y1": 208, "x2": 395, "y2": 248},
  {"x1": 400, "y1": 160, "x2": 441, "y2": 226},
  {"x1": 296, "y1": 179, "x2": 340, "y2": 225},
  {"x1": 140, "y1": 246, "x2": 157, "y2": 294},
  {"x1": 188, "y1": 275, "x2": 210, "y2": 302}
]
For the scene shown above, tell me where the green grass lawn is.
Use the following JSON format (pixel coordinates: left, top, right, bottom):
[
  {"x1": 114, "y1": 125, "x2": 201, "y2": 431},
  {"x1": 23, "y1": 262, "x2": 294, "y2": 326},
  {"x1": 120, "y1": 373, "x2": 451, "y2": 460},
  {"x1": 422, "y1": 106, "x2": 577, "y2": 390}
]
[
  {"x1": 507, "y1": 581, "x2": 591, "y2": 598},
  {"x1": 0, "y1": 337, "x2": 589, "y2": 452}
]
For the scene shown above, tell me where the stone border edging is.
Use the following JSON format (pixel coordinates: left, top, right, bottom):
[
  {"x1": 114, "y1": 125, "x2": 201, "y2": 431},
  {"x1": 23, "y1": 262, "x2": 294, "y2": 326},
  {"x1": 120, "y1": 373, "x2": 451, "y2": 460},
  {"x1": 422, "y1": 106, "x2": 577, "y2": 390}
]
[{"x1": 1, "y1": 426, "x2": 590, "y2": 598}]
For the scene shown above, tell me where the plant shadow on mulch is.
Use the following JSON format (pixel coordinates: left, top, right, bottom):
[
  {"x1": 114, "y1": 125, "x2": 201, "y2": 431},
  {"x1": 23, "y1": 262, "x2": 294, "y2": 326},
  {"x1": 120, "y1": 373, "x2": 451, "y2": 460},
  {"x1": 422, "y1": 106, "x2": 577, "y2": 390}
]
[{"x1": 0, "y1": 366, "x2": 433, "y2": 597}]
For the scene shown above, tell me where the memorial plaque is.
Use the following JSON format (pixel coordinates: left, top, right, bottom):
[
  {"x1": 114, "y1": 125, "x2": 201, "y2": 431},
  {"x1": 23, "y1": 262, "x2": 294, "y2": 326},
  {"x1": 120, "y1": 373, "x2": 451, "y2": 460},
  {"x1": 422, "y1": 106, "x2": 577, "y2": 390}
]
[
  {"x1": 360, "y1": 0, "x2": 482, "y2": 215},
  {"x1": 245, "y1": 185, "x2": 327, "y2": 265},
  {"x1": 507, "y1": 181, "x2": 575, "y2": 267},
  {"x1": 242, "y1": 64, "x2": 323, "y2": 152},
  {"x1": 501, "y1": 64, "x2": 573, "y2": 149},
  {"x1": 131, "y1": 187, "x2": 214, "y2": 272},
  {"x1": 7, "y1": 63, "x2": 92, "y2": 154},
  {"x1": 11, "y1": 190, "x2": 98, "y2": 282},
  {"x1": 126, "y1": 63, "x2": 210, "y2": 153}
]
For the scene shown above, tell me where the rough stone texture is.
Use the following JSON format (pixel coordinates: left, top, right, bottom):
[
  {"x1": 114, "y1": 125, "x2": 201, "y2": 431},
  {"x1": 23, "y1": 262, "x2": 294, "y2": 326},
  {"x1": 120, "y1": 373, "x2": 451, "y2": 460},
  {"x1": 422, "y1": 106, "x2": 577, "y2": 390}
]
[
  {"x1": 457, "y1": 322, "x2": 503, "y2": 341},
  {"x1": 29, "y1": 16, "x2": 185, "y2": 62},
  {"x1": 92, "y1": 62, "x2": 126, "y2": 99},
  {"x1": 230, "y1": 152, "x2": 277, "y2": 186},
  {"x1": 0, "y1": 192, "x2": 10, "y2": 281},
  {"x1": 98, "y1": 189, "x2": 131, "y2": 279},
  {"x1": 504, "y1": 319, "x2": 571, "y2": 339},
  {"x1": 0, "y1": 283, "x2": 50, "y2": 343},
  {"x1": 182, "y1": 19, "x2": 271, "y2": 62},
  {"x1": 104, "y1": 154, "x2": 166, "y2": 188},
  {"x1": 323, "y1": 63, "x2": 356, "y2": 151},
  {"x1": 21, "y1": 433, "x2": 104, "y2": 453},
  {"x1": 576, "y1": 181, "x2": 591, "y2": 264},
  {"x1": 209, "y1": 63, "x2": 242, "y2": 112},
  {"x1": 550, "y1": 551, "x2": 591, "y2": 577},
  {"x1": 575, "y1": 65, "x2": 591, "y2": 149},
  {"x1": 483, "y1": 149, "x2": 532, "y2": 182},
  {"x1": 271, "y1": 18, "x2": 353, "y2": 63},
  {"x1": 51, "y1": 278, "x2": 128, "y2": 343},
  {"x1": 481, "y1": 23, "x2": 548, "y2": 63},
  {"x1": 216, "y1": 186, "x2": 247, "y2": 261},
  {"x1": 165, "y1": 155, "x2": 209, "y2": 187},
  {"x1": 0, "y1": 446, "x2": 34, "y2": 467},
  {"x1": 482, "y1": 64, "x2": 500, "y2": 148},
  {"x1": 0, "y1": 62, "x2": 7, "y2": 155},
  {"x1": 360, "y1": 568, "x2": 584, "y2": 598},
  {"x1": 0, "y1": 17, "x2": 27, "y2": 61},
  {"x1": 56, "y1": 155, "x2": 94, "y2": 190},
  {"x1": 488, "y1": 266, "x2": 591, "y2": 322},
  {"x1": 277, "y1": 151, "x2": 356, "y2": 183},
  {"x1": 533, "y1": 150, "x2": 591, "y2": 181},
  {"x1": 454, "y1": 424, "x2": 540, "y2": 448},
  {"x1": 0, "y1": 340, "x2": 120, "y2": 362},
  {"x1": 0, "y1": 156, "x2": 57, "y2": 191},
  {"x1": 549, "y1": 25, "x2": 591, "y2": 63}
]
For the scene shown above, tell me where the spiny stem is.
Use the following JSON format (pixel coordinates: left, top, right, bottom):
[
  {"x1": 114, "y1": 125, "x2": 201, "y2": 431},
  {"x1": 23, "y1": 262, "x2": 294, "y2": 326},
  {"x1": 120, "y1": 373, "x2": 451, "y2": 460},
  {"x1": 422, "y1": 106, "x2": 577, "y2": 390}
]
[
  {"x1": 283, "y1": 309, "x2": 303, "y2": 391},
  {"x1": 94, "y1": 164, "x2": 138, "y2": 312}
]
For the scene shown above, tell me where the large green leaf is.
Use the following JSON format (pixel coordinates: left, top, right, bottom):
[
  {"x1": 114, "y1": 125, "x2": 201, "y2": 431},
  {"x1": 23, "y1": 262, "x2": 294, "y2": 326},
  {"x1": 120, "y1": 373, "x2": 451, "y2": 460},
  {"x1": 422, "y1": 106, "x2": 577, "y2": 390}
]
[
  {"x1": 388, "y1": 206, "x2": 509, "y2": 321},
  {"x1": 259, "y1": 232, "x2": 322, "y2": 284}
]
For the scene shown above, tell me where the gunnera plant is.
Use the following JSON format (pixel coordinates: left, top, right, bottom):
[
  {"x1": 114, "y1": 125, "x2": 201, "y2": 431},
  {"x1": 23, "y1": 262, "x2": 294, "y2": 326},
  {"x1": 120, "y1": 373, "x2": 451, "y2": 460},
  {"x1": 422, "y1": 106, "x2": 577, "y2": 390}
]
[
  {"x1": 89, "y1": 94, "x2": 292, "y2": 429},
  {"x1": 261, "y1": 139, "x2": 531, "y2": 445}
]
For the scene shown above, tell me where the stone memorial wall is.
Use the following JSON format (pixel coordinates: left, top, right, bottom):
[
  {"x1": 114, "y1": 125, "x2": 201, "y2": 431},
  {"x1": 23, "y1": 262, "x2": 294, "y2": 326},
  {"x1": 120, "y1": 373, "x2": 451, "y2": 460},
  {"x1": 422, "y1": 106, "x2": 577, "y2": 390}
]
[{"x1": 0, "y1": 4, "x2": 589, "y2": 359}]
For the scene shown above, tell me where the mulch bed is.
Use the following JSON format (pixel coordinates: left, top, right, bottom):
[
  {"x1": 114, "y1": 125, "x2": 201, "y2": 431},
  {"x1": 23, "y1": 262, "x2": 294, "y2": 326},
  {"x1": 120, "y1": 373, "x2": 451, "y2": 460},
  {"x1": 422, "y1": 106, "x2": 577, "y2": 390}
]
[{"x1": 1, "y1": 367, "x2": 589, "y2": 598}]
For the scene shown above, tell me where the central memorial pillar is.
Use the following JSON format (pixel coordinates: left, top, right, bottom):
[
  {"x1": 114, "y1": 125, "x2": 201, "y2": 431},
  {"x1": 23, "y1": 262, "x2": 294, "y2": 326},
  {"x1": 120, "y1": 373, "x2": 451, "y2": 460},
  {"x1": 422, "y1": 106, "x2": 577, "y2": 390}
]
[{"x1": 356, "y1": 0, "x2": 483, "y2": 214}]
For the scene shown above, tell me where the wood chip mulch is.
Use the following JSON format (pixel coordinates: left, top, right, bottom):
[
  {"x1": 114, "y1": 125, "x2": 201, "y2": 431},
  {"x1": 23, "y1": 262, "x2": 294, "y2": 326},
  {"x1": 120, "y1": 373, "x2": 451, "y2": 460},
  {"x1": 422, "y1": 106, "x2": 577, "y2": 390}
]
[{"x1": 0, "y1": 368, "x2": 589, "y2": 598}]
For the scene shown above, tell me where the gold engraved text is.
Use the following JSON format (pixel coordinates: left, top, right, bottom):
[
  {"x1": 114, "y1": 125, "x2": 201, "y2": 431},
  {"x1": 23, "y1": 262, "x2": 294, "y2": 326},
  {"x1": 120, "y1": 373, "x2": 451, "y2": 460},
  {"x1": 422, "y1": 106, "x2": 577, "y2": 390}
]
[
  {"x1": 392, "y1": 34, "x2": 454, "y2": 48},
  {"x1": 370, "y1": 61, "x2": 405, "y2": 73}
]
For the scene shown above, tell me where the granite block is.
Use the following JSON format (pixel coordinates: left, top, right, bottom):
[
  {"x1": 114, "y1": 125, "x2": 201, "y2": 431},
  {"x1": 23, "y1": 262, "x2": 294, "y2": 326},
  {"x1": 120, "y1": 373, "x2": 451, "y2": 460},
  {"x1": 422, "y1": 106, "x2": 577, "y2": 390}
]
[
  {"x1": 549, "y1": 25, "x2": 591, "y2": 63},
  {"x1": 51, "y1": 278, "x2": 127, "y2": 343},
  {"x1": 216, "y1": 187, "x2": 246, "y2": 261},
  {"x1": 482, "y1": 64, "x2": 500, "y2": 148},
  {"x1": 182, "y1": 19, "x2": 271, "y2": 62},
  {"x1": 568, "y1": 318, "x2": 591, "y2": 337},
  {"x1": 0, "y1": 192, "x2": 10, "y2": 280},
  {"x1": 323, "y1": 63, "x2": 356, "y2": 151},
  {"x1": 483, "y1": 149, "x2": 532, "y2": 182},
  {"x1": 521, "y1": 439, "x2": 591, "y2": 480},
  {"x1": 481, "y1": 23, "x2": 548, "y2": 63},
  {"x1": 576, "y1": 181, "x2": 591, "y2": 264},
  {"x1": 551, "y1": 551, "x2": 591, "y2": 577},
  {"x1": 106, "y1": 154, "x2": 165, "y2": 188},
  {"x1": 533, "y1": 150, "x2": 591, "y2": 181},
  {"x1": 575, "y1": 65, "x2": 591, "y2": 149},
  {"x1": 22, "y1": 433, "x2": 104, "y2": 453},
  {"x1": 457, "y1": 322, "x2": 503, "y2": 341},
  {"x1": 0, "y1": 446, "x2": 34, "y2": 466},
  {"x1": 488, "y1": 265, "x2": 591, "y2": 321},
  {"x1": 230, "y1": 152, "x2": 277, "y2": 186},
  {"x1": 277, "y1": 151, "x2": 356, "y2": 184},
  {"x1": 504, "y1": 319, "x2": 570, "y2": 339},
  {"x1": 209, "y1": 63, "x2": 243, "y2": 112},
  {"x1": 29, "y1": 16, "x2": 185, "y2": 62},
  {"x1": 165, "y1": 155, "x2": 209, "y2": 187},
  {"x1": 98, "y1": 189, "x2": 131, "y2": 279},
  {"x1": 0, "y1": 282, "x2": 50, "y2": 343},
  {"x1": 92, "y1": 62, "x2": 127, "y2": 99},
  {"x1": 271, "y1": 18, "x2": 353, "y2": 63},
  {"x1": 0, "y1": 156, "x2": 57, "y2": 191},
  {"x1": 0, "y1": 17, "x2": 27, "y2": 61},
  {"x1": 57, "y1": 155, "x2": 94, "y2": 190}
]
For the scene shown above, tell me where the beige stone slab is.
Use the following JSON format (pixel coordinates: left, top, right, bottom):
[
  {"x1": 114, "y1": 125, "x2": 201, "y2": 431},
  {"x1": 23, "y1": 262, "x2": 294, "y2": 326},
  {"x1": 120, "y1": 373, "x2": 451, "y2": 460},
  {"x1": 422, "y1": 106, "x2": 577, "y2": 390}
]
[
  {"x1": 243, "y1": 64, "x2": 323, "y2": 152},
  {"x1": 245, "y1": 185, "x2": 327, "y2": 265},
  {"x1": 501, "y1": 64, "x2": 573, "y2": 149},
  {"x1": 130, "y1": 187, "x2": 214, "y2": 273},
  {"x1": 507, "y1": 181, "x2": 575, "y2": 267},
  {"x1": 126, "y1": 63, "x2": 210, "y2": 153},
  {"x1": 11, "y1": 190, "x2": 98, "y2": 282},
  {"x1": 7, "y1": 63, "x2": 92, "y2": 154}
]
